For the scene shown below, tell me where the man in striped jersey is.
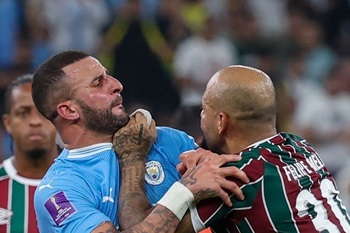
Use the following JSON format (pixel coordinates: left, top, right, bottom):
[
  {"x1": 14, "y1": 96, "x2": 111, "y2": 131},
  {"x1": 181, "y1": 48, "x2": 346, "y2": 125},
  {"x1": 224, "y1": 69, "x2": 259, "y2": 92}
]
[
  {"x1": 179, "y1": 65, "x2": 350, "y2": 232},
  {"x1": 0, "y1": 74, "x2": 60, "y2": 233}
]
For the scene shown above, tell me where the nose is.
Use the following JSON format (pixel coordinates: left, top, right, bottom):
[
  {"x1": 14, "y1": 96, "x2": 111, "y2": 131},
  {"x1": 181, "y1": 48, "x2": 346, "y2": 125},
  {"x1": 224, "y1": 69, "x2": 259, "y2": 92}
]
[{"x1": 108, "y1": 75, "x2": 123, "y2": 94}]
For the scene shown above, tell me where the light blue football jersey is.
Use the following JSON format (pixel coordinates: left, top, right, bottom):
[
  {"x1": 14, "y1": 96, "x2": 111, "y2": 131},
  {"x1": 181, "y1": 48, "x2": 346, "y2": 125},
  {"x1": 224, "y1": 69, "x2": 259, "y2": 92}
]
[
  {"x1": 34, "y1": 143, "x2": 120, "y2": 232},
  {"x1": 145, "y1": 127, "x2": 198, "y2": 204},
  {"x1": 34, "y1": 127, "x2": 197, "y2": 232}
]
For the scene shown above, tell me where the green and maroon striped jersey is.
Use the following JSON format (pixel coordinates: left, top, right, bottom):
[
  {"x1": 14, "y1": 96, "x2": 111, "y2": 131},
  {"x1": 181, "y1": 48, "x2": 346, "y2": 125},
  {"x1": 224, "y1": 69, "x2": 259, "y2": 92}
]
[
  {"x1": 0, "y1": 157, "x2": 40, "y2": 233},
  {"x1": 190, "y1": 133, "x2": 350, "y2": 233}
]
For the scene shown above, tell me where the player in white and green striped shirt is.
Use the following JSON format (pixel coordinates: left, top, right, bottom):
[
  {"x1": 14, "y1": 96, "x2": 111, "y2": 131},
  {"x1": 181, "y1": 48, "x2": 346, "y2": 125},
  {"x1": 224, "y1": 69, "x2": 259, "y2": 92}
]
[{"x1": 0, "y1": 74, "x2": 60, "y2": 233}]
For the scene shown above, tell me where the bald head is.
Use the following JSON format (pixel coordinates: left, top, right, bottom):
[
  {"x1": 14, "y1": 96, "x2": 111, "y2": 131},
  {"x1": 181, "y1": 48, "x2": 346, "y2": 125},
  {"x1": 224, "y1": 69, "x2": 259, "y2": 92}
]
[{"x1": 204, "y1": 65, "x2": 276, "y2": 124}]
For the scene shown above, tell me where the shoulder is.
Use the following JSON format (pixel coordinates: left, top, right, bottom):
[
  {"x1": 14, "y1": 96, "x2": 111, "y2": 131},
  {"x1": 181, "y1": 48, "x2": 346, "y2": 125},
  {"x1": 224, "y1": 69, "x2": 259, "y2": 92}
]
[
  {"x1": 36, "y1": 156, "x2": 102, "y2": 202},
  {"x1": 34, "y1": 171, "x2": 108, "y2": 232},
  {"x1": 156, "y1": 126, "x2": 195, "y2": 142},
  {"x1": 146, "y1": 127, "x2": 197, "y2": 165},
  {"x1": 0, "y1": 156, "x2": 42, "y2": 186},
  {"x1": 34, "y1": 169, "x2": 99, "y2": 223},
  {"x1": 0, "y1": 157, "x2": 10, "y2": 177},
  {"x1": 36, "y1": 171, "x2": 86, "y2": 198},
  {"x1": 155, "y1": 127, "x2": 197, "y2": 150}
]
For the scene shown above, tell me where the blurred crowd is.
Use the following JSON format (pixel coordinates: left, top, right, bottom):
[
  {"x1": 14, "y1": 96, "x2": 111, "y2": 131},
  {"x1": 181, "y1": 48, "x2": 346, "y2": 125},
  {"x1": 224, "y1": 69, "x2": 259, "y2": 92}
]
[{"x1": 1, "y1": 0, "x2": 350, "y2": 206}]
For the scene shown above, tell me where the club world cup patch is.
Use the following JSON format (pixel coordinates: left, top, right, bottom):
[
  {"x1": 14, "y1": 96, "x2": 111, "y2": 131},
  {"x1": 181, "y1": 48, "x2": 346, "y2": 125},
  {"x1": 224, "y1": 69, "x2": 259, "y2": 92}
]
[
  {"x1": 44, "y1": 191, "x2": 77, "y2": 226},
  {"x1": 145, "y1": 161, "x2": 165, "y2": 185}
]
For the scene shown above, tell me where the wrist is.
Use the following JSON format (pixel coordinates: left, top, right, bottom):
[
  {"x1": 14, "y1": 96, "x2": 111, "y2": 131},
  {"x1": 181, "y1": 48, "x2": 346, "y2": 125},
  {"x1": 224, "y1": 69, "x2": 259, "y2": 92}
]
[{"x1": 157, "y1": 182, "x2": 194, "y2": 220}]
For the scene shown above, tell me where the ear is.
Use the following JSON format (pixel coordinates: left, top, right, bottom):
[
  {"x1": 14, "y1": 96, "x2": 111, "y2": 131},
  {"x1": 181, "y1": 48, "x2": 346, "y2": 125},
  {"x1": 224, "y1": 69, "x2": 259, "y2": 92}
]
[
  {"x1": 218, "y1": 112, "x2": 229, "y2": 135},
  {"x1": 2, "y1": 114, "x2": 12, "y2": 134},
  {"x1": 56, "y1": 101, "x2": 80, "y2": 120}
]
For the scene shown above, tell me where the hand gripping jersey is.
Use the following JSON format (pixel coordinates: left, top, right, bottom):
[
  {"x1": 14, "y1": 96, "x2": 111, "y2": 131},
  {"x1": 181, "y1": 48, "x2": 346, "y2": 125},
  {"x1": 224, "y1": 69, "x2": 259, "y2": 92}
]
[
  {"x1": 0, "y1": 157, "x2": 40, "y2": 233},
  {"x1": 190, "y1": 133, "x2": 350, "y2": 233},
  {"x1": 34, "y1": 127, "x2": 197, "y2": 232}
]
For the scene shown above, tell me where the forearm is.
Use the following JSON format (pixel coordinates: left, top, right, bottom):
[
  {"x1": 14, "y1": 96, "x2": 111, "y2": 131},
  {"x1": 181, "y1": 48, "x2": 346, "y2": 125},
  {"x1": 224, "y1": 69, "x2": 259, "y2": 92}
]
[
  {"x1": 175, "y1": 212, "x2": 195, "y2": 233},
  {"x1": 92, "y1": 206, "x2": 179, "y2": 233},
  {"x1": 92, "y1": 205, "x2": 180, "y2": 233},
  {"x1": 120, "y1": 205, "x2": 180, "y2": 233},
  {"x1": 114, "y1": 115, "x2": 157, "y2": 229},
  {"x1": 121, "y1": 181, "x2": 194, "y2": 232},
  {"x1": 118, "y1": 160, "x2": 152, "y2": 229}
]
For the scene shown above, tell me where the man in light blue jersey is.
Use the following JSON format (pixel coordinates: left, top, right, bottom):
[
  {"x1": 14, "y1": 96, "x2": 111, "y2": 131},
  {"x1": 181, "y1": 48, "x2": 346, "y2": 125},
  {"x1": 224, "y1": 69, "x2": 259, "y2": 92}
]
[{"x1": 31, "y1": 50, "x2": 247, "y2": 233}]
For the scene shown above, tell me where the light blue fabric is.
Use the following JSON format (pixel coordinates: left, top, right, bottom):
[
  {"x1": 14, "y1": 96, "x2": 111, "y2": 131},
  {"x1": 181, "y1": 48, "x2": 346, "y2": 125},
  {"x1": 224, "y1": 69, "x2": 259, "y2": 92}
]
[
  {"x1": 34, "y1": 127, "x2": 197, "y2": 232},
  {"x1": 145, "y1": 127, "x2": 198, "y2": 204},
  {"x1": 34, "y1": 143, "x2": 119, "y2": 232}
]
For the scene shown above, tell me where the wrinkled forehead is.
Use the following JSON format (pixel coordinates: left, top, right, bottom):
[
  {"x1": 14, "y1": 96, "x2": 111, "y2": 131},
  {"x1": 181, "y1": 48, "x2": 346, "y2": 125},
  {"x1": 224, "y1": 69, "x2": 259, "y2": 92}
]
[{"x1": 62, "y1": 56, "x2": 104, "y2": 86}]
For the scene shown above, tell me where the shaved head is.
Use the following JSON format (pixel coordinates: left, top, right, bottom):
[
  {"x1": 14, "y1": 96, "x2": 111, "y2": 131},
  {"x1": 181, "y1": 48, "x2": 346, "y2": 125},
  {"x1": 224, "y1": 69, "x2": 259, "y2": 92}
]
[
  {"x1": 200, "y1": 65, "x2": 278, "y2": 154},
  {"x1": 204, "y1": 65, "x2": 276, "y2": 124},
  {"x1": 200, "y1": 65, "x2": 277, "y2": 153}
]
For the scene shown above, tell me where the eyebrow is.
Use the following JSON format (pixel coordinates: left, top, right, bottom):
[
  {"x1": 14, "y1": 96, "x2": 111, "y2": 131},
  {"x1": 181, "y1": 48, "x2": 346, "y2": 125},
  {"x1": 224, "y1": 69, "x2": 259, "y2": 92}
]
[
  {"x1": 14, "y1": 106, "x2": 31, "y2": 112},
  {"x1": 86, "y1": 67, "x2": 108, "y2": 86},
  {"x1": 90, "y1": 73, "x2": 104, "y2": 85}
]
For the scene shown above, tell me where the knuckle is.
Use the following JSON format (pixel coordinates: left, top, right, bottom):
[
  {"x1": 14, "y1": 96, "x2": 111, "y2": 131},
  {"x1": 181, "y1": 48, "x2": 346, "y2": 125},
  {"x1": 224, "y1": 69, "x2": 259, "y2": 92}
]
[{"x1": 230, "y1": 182, "x2": 238, "y2": 189}]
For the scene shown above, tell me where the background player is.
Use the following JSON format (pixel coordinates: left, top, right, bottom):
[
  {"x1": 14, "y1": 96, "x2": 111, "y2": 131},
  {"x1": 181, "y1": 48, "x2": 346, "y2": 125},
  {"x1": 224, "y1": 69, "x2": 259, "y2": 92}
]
[{"x1": 0, "y1": 74, "x2": 60, "y2": 233}]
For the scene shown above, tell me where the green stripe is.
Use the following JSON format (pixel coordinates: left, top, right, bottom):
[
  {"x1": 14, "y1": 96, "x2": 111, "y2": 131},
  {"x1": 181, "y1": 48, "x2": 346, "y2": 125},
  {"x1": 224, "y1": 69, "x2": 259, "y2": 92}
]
[
  {"x1": 206, "y1": 180, "x2": 262, "y2": 227},
  {"x1": 0, "y1": 166, "x2": 7, "y2": 177},
  {"x1": 236, "y1": 218, "x2": 254, "y2": 233},
  {"x1": 11, "y1": 180, "x2": 25, "y2": 232},
  {"x1": 264, "y1": 163, "x2": 299, "y2": 233},
  {"x1": 234, "y1": 180, "x2": 262, "y2": 209}
]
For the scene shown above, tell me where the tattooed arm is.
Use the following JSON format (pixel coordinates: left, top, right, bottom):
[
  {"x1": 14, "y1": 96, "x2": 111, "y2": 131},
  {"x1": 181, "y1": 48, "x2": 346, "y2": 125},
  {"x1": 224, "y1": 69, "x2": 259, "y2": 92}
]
[
  {"x1": 92, "y1": 206, "x2": 180, "y2": 233},
  {"x1": 114, "y1": 112, "x2": 157, "y2": 229}
]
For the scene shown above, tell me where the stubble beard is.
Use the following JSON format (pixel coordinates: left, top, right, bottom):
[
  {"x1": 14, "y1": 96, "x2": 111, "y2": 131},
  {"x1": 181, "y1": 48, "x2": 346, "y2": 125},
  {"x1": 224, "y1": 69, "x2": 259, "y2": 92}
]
[
  {"x1": 76, "y1": 99, "x2": 129, "y2": 135},
  {"x1": 26, "y1": 148, "x2": 49, "y2": 161}
]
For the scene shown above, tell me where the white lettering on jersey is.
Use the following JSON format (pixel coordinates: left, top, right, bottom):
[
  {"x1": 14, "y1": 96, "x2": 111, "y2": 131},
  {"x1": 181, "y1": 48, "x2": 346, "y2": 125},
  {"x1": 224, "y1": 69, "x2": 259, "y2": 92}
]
[{"x1": 283, "y1": 154, "x2": 325, "y2": 181}]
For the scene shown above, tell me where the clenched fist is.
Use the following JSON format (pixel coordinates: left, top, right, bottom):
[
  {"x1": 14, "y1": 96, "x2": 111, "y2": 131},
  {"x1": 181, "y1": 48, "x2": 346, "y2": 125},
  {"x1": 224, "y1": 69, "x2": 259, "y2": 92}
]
[{"x1": 113, "y1": 110, "x2": 157, "y2": 163}]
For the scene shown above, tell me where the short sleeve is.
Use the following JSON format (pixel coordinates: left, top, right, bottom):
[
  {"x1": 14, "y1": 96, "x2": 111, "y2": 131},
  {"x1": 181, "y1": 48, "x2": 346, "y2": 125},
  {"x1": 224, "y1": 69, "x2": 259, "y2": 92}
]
[{"x1": 34, "y1": 173, "x2": 111, "y2": 232}]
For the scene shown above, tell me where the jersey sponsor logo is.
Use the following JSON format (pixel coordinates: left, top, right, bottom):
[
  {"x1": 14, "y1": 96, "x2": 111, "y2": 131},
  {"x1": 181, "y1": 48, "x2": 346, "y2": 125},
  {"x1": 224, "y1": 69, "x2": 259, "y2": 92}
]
[
  {"x1": 0, "y1": 208, "x2": 13, "y2": 225},
  {"x1": 38, "y1": 180, "x2": 54, "y2": 191},
  {"x1": 102, "y1": 188, "x2": 114, "y2": 203},
  {"x1": 44, "y1": 191, "x2": 77, "y2": 226},
  {"x1": 145, "y1": 161, "x2": 165, "y2": 185}
]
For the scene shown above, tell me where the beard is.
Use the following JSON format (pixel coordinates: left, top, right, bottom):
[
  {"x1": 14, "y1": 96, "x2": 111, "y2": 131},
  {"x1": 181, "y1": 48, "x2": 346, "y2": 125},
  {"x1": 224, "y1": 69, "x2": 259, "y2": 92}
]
[
  {"x1": 199, "y1": 136, "x2": 209, "y2": 149},
  {"x1": 200, "y1": 133, "x2": 223, "y2": 154},
  {"x1": 26, "y1": 148, "x2": 48, "y2": 161},
  {"x1": 75, "y1": 98, "x2": 129, "y2": 135}
]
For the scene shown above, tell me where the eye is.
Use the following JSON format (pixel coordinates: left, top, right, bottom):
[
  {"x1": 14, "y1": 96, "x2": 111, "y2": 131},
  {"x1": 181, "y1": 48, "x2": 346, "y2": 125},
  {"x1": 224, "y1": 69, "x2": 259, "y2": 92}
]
[
  {"x1": 93, "y1": 78, "x2": 103, "y2": 87},
  {"x1": 16, "y1": 110, "x2": 28, "y2": 118}
]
